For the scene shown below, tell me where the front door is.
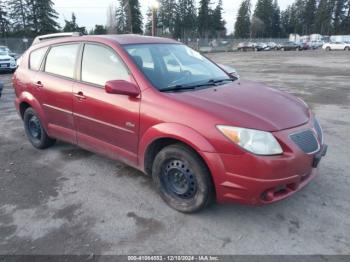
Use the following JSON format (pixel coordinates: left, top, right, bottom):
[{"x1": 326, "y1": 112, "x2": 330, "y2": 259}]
[{"x1": 73, "y1": 43, "x2": 140, "y2": 166}]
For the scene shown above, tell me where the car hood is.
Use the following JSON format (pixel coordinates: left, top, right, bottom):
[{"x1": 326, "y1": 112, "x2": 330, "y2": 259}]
[
  {"x1": 0, "y1": 54, "x2": 12, "y2": 59},
  {"x1": 167, "y1": 80, "x2": 310, "y2": 131}
]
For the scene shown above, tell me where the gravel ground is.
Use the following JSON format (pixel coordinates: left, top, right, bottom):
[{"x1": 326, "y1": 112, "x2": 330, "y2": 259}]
[{"x1": 0, "y1": 50, "x2": 349, "y2": 255}]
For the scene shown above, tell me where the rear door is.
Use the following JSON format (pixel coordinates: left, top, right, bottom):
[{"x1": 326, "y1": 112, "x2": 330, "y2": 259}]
[
  {"x1": 39, "y1": 43, "x2": 80, "y2": 144},
  {"x1": 72, "y1": 43, "x2": 141, "y2": 165}
]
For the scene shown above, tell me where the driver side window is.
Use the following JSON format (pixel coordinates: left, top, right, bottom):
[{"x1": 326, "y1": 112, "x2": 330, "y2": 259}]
[{"x1": 81, "y1": 44, "x2": 130, "y2": 86}]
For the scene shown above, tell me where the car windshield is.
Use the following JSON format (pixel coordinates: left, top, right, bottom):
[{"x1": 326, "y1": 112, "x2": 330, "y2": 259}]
[{"x1": 123, "y1": 43, "x2": 231, "y2": 91}]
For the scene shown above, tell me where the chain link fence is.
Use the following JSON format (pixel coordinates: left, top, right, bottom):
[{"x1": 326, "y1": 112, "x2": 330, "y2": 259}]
[
  {"x1": 0, "y1": 36, "x2": 291, "y2": 54},
  {"x1": 0, "y1": 37, "x2": 34, "y2": 54}
]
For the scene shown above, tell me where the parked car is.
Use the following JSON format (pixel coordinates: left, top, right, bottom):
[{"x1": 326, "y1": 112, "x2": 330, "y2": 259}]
[
  {"x1": 0, "y1": 46, "x2": 20, "y2": 60},
  {"x1": 267, "y1": 42, "x2": 278, "y2": 50},
  {"x1": 322, "y1": 41, "x2": 350, "y2": 51},
  {"x1": 0, "y1": 50, "x2": 17, "y2": 72},
  {"x1": 255, "y1": 42, "x2": 270, "y2": 51},
  {"x1": 13, "y1": 34, "x2": 327, "y2": 213},
  {"x1": 278, "y1": 41, "x2": 301, "y2": 51},
  {"x1": 299, "y1": 42, "x2": 310, "y2": 50},
  {"x1": 237, "y1": 42, "x2": 255, "y2": 51},
  {"x1": 309, "y1": 41, "x2": 324, "y2": 49}
]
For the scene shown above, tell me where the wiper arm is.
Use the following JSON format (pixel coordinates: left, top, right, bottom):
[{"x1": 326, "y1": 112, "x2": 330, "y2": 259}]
[
  {"x1": 209, "y1": 78, "x2": 235, "y2": 84},
  {"x1": 161, "y1": 78, "x2": 235, "y2": 92},
  {"x1": 160, "y1": 85, "x2": 199, "y2": 92}
]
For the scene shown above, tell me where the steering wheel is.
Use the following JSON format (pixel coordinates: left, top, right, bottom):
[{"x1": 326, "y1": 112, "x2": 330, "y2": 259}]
[{"x1": 168, "y1": 70, "x2": 192, "y2": 86}]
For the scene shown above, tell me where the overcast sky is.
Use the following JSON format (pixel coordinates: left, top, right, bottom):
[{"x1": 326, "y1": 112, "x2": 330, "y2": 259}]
[{"x1": 55, "y1": 0, "x2": 291, "y2": 34}]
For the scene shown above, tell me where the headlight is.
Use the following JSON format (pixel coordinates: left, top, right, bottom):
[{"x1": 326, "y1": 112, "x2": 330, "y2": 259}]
[{"x1": 217, "y1": 125, "x2": 283, "y2": 155}]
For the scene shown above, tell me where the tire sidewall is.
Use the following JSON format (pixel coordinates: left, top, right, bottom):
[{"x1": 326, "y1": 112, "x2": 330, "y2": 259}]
[
  {"x1": 152, "y1": 145, "x2": 213, "y2": 213},
  {"x1": 23, "y1": 108, "x2": 47, "y2": 149}
]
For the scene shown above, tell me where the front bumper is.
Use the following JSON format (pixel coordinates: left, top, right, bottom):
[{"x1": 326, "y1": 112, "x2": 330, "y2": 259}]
[
  {"x1": 202, "y1": 120, "x2": 327, "y2": 205},
  {"x1": 0, "y1": 63, "x2": 16, "y2": 70}
]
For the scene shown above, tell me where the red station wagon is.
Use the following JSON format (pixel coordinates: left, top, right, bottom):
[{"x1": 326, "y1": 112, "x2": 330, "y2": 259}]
[{"x1": 13, "y1": 34, "x2": 327, "y2": 213}]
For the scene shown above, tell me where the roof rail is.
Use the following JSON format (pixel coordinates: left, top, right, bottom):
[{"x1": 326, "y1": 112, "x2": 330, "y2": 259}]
[{"x1": 32, "y1": 32, "x2": 83, "y2": 45}]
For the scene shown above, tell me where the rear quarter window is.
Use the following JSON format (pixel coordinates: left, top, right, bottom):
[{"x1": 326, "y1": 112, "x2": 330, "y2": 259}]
[
  {"x1": 44, "y1": 44, "x2": 80, "y2": 79},
  {"x1": 29, "y1": 47, "x2": 48, "y2": 71}
]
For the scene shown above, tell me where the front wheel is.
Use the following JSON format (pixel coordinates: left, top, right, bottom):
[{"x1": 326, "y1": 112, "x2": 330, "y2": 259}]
[
  {"x1": 23, "y1": 107, "x2": 56, "y2": 149},
  {"x1": 326, "y1": 47, "x2": 331, "y2": 51},
  {"x1": 152, "y1": 144, "x2": 214, "y2": 213},
  {"x1": 345, "y1": 46, "x2": 349, "y2": 51}
]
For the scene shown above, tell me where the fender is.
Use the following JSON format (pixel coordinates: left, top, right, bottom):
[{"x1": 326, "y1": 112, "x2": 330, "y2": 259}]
[
  {"x1": 138, "y1": 122, "x2": 216, "y2": 170},
  {"x1": 17, "y1": 91, "x2": 49, "y2": 131}
]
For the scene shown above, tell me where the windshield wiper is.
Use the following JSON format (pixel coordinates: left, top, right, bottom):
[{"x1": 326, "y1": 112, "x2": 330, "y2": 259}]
[
  {"x1": 161, "y1": 78, "x2": 235, "y2": 93},
  {"x1": 160, "y1": 85, "x2": 199, "y2": 92}
]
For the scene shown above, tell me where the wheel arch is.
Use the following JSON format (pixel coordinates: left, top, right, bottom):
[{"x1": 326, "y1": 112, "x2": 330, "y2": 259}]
[
  {"x1": 139, "y1": 123, "x2": 216, "y2": 175},
  {"x1": 17, "y1": 92, "x2": 48, "y2": 130}
]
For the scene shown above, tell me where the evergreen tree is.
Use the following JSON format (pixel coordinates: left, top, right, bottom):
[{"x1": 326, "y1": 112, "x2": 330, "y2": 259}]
[
  {"x1": 234, "y1": 0, "x2": 251, "y2": 38},
  {"x1": 293, "y1": 0, "x2": 306, "y2": 34},
  {"x1": 173, "y1": 11, "x2": 182, "y2": 39},
  {"x1": 116, "y1": 0, "x2": 142, "y2": 34},
  {"x1": 34, "y1": 0, "x2": 60, "y2": 34},
  {"x1": 314, "y1": 0, "x2": 333, "y2": 35},
  {"x1": 198, "y1": 0, "x2": 210, "y2": 38},
  {"x1": 158, "y1": 0, "x2": 177, "y2": 36},
  {"x1": 116, "y1": 0, "x2": 127, "y2": 33},
  {"x1": 271, "y1": 0, "x2": 281, "y2": 37},
  {"x1": 178, "y1": 0, "x2": 196, "y2": 40},
  {"x1": 128, "y1": 0, "x2": 143, "y2": 34},
  {"x1": 91, "y1": 25, "x2": 107, "y2": 35},
  {"x1": 0, "y1": 0, "x2": 9, "y2": 37},
  {"x1": 333, "y1": 0, "x2": 347, "y2": 33},
  {"x1": 212, "y1": 0, "x2": 226, "y2": 37},
  {"x1": 8, "y1": 0, "x2": 28, "y2": 35},
  {"x1": 253, "y1": 0, "x2": 274, "y2": 37},
  {"x1": 303, "y1": 0, "x2": 317, "y2": 34},
  {"x1": 339, "y1": 0, "x2": 350, "y2": 33},
  {"x1": 63, "y1": 13, "x2": 86, "y2": 34}
]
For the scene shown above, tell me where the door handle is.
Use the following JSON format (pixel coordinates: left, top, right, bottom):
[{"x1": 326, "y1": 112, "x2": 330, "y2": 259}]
[
  {"x1": 34, "y1": 81, "x2": 43, "y2": 88},
  {"x1": 74, "y1": 91, "x2": 86, "y2": 100}
]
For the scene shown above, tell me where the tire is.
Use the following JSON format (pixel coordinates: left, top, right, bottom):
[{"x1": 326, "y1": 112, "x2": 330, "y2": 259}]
[
  {"x1": 152, "y1": 144, "x2": 214, "y2": 213},
  {"x1": 345, "y1": 46, "x2": 349, "y2": 51},
  {"x1": 23, "y1": 107, "x2": 56, "y2": 149},
  {"x1": 281, "y1": 47, "x2": 285, "y2": 51},
  {"x1": 326, "y1": 47, "x2": 331, "y2": 51}
]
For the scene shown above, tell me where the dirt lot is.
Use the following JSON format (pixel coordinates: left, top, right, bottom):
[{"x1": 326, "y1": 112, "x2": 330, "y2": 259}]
[{"x1": 0, "y1": 51, "x2": 349, "y2": 255}]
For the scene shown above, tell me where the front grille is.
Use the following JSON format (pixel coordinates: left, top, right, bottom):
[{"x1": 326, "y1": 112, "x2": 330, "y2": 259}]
[
  {"x1": 290, "y1": 130, "x2": 319, "y2": 154},
  {"x1": 314, "y1": 119, "x2": 323, "y2": 143},
  {"x1": 0, "y1": 59, "x2": 10, "y2": 62}
]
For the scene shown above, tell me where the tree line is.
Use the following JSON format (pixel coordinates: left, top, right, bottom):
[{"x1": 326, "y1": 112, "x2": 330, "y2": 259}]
[
  {"x1": 0, "y1": 0, "x2": 349, "y2": 39},
  {"x1": 235, "y1": 0, "x2": 350, "y2": 38}
]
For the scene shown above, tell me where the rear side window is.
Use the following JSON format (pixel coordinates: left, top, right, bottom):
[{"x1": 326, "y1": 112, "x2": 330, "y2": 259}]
[
  {"x1": 45, "y1": 44, "x2": 79, "y2": 78},
  {"x1": 29, "y1": 47, "x2": 48, "y2": 71},
  {"x1": 81, "y1": 44, "x2": 130, "y2": 86}
]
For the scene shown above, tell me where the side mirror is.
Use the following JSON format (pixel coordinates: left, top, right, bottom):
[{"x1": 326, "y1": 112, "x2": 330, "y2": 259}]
[{"x1": 105, "y1": 80, "x2": 140, "y2": 97}]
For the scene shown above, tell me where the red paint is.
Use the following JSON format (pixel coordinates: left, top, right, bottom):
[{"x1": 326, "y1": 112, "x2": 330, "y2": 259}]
[{"x1": 13, "y1": 35, "x2": 326, "y2": 205}]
